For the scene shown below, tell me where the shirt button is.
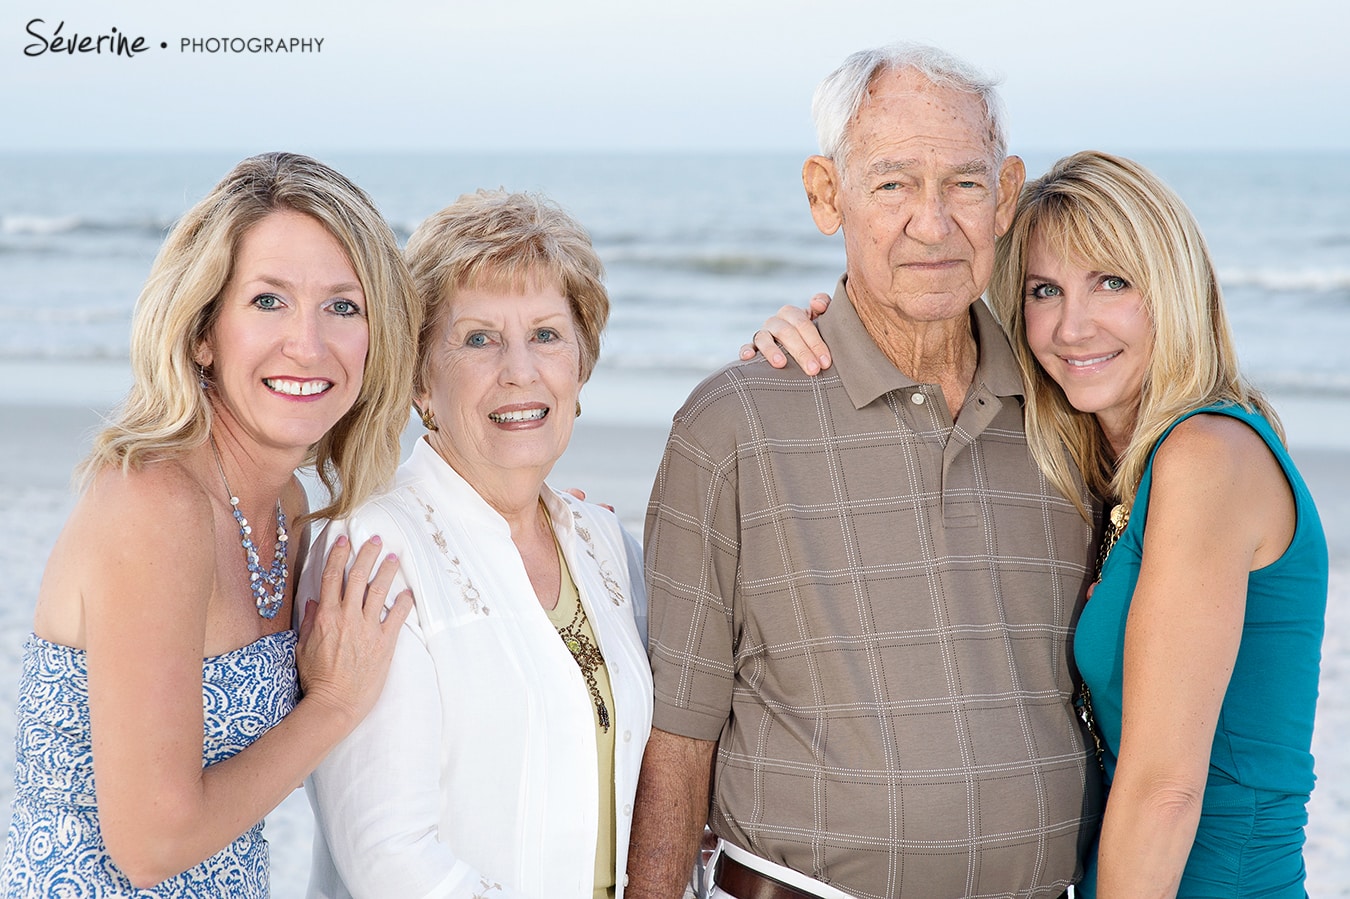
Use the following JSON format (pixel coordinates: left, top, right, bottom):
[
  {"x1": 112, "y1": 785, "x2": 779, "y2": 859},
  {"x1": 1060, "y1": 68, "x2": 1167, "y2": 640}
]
[
  {"x1": 623, "y1": 803, "x2": 633, "y2": 816},
  {"x1": 911, "y1": 392, "x2": 925, "y2": 405},
  {"x1": 623, "y1": 730, "x2": 632, "y2": 742}
]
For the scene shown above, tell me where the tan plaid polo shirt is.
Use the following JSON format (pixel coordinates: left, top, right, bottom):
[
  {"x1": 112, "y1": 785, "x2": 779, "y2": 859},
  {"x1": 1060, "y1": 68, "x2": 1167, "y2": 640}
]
[{"x1": 645, "y1": 280, "x2": 1101, "y2": 899}]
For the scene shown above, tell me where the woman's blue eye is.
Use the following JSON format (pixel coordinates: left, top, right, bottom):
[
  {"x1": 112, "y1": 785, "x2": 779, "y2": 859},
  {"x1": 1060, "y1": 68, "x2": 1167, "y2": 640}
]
[
  {"x1": 1103, "y1": 276, "x2": 1129, "y2": 291},
  {"x1": 331, "y1": 299, "x2": 361, "y2": 317},
  {"x1": 466, "y1": 333, "x2": 489, "y2": 348},
  {"x1": 535, "y1": 328, "x2": 558, "y2": 342},
  {"x1": 1029, "y1": 283, "x2": 1061, "y2": 300},
  {"x1": 253, "y1": 293, "x2": 282, "y2": 310}
]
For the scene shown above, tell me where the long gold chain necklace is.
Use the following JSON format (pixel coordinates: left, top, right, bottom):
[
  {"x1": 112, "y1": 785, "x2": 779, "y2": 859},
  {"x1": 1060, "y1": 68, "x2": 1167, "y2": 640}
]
[
  {"x1": 541, "y1": 500, "x2": 610, "y2": 731},
  {"x1": 1076, "y1": 501, "x2": 1131, "y2": 770}
]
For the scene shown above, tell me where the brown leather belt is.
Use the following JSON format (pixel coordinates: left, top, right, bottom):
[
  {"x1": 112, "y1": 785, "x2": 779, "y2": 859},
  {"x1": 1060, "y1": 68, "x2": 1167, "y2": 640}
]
[{"x1": 713, "y1": 853, "x2": 823, "y2": 899}]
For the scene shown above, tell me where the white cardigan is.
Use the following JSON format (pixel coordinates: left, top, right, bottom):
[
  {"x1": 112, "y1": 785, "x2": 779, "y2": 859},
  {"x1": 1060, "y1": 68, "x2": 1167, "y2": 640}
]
[{"x1": 302, "y1": 439, "x2": 653, "y2": 899}]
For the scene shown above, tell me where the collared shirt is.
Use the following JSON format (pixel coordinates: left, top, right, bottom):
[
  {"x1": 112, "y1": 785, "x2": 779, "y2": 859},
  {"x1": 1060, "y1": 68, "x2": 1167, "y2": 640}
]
[
  {"x1": 646, "y1": 280, "x2": 1099, "y2": 899},
  {"x1": 305, "y1": 439, "x2": 653, "y2": 899}
]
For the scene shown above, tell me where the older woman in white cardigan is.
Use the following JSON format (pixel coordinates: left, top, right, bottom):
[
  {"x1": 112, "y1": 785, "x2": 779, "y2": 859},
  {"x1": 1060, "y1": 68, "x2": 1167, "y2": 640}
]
[{"x1": 301, "y1": 190, "x2": 652, "y2": 899}]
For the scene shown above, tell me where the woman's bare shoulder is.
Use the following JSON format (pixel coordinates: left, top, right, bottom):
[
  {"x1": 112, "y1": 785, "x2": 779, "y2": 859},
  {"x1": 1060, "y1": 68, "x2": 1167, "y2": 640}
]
[
  {"x1": 1152, "y1": 412, "x2": 1278, "y2": 489},
  {"x1": 1148, "y1": 412, "x2": 1292, "y2": 567},
  {"x1": 79, "y1": 458, "x2": 214, "y2": 532},
  {"x1": 36, "y1": 458, "x2": 216, "y2": 645}
]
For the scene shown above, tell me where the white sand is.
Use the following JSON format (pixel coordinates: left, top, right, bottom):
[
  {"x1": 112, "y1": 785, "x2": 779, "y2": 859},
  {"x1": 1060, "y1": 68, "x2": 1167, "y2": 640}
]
[{"x1": 1, "y1": 397, "x2": 1346, "y2": 896}]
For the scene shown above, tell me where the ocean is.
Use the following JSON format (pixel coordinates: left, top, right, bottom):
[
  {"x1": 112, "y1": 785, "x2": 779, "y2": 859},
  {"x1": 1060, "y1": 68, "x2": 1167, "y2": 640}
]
[{"x1": 3, "y1": 150, "x2": 1349, "y2": 419}]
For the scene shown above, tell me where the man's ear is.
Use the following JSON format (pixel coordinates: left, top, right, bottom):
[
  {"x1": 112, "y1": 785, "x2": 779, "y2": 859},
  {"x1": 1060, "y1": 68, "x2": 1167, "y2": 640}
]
[
  {"x1": 994, "y1": 155, "x2": 1027, "y2": 237},
  {"x1": 803, "y1": 155, "x2": 843, "y2": 236}
]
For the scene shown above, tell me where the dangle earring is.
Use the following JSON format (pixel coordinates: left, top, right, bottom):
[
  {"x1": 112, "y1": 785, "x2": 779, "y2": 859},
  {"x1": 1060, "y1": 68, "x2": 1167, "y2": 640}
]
[
  {"x1": 419, "y1": 407, "x2": 439, "y2": 431},
  {"x1": 198, "y1": 363, "x2": 211, "y2": 391},
  {"x1": 575, "y1": 401, "x2": 582, "y2": 418}
]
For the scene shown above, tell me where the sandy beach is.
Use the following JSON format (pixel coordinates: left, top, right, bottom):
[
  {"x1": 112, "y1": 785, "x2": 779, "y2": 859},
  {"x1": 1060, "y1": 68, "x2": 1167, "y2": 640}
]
[{"x1": 2, "y1": 386, "x2": 1347, "y2": 895}]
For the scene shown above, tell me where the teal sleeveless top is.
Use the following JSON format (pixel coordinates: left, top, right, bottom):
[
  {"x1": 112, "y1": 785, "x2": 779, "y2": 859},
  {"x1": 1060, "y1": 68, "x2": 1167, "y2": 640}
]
[{"x1": 1074, "y1": 403, "x2": 1326, "y2": 897}]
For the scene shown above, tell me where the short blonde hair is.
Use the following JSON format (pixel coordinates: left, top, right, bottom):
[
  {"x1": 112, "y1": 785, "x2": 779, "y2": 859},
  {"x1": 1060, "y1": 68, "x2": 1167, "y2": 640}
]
[
  {"x1": 989, "y1": 150, "x2": 1279, "y2": 518},
  {"x1": 404, "y1": 189, "x2": 609, "y2": 398},
  {"x1": 83, "y1": 152, "x2": 420, "y2": 523}
]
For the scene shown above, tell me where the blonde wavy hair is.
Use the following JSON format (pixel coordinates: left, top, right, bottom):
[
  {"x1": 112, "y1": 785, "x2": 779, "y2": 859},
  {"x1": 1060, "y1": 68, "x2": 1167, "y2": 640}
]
[
  {"x1": 403, "y1": 189, "x2": 609, "y2": 402},
  {"x1": 81, "y1": 152, "x2": 420, "y2": 523},
  {"x1": 989, "y1": 150, "x2": 1279, "y2": 520}
]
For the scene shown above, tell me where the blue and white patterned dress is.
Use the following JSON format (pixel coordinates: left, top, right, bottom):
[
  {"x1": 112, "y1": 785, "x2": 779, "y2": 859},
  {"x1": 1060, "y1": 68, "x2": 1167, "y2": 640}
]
[{"x1": 2, "y1": 630, "x2": 299, "y2": 897}]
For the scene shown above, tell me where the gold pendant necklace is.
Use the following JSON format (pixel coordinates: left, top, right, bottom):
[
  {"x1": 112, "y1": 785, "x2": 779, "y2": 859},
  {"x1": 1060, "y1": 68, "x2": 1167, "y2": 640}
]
[
  {"x1": 540, "y1": 499, "x2": 610, "y2": 731},
  {"x1": 557, "y1": 600, "x2": 611, "y2": 731},
  {"x1": 1078, "y1": 500, "x2": 1131, "y2": 771},
  {"x1": 1094, "y1": 502, "x2": 1131, "y2": 581}
]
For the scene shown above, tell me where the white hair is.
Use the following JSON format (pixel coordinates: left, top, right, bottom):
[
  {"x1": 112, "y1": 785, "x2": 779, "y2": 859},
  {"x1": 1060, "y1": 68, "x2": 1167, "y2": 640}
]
[{"x1": 811, "y1": 42, "x2": 1008, "y2": 165}]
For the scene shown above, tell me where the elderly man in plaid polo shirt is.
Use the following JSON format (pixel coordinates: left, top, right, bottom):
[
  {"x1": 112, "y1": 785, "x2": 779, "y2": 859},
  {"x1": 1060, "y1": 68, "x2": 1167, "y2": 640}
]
[{"x1": 626, "y1": 44, "x2": 1101, "y2": 899}]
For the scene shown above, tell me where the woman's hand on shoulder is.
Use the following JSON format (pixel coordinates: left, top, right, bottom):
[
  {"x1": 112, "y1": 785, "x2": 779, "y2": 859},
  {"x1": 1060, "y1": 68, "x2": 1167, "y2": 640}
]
[
  {"x1": 296, "y1": 534, "x2": 414, "y2": 730},
  {"x1": 738, "y1": 292, "x2": 833, "y2": 374}
]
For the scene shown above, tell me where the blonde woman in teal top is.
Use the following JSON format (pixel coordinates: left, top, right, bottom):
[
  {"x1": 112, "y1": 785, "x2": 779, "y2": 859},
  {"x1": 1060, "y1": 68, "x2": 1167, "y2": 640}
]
[
  {"x1": 987, "y1": 152, "x2": 1327, "y2": 897},
  {"x1": 1073, "y1": 401, "x2": 1324, "y2": 896},
  {"x1": 750, "y1": 150, "x2": 1328, "y2": 896}
]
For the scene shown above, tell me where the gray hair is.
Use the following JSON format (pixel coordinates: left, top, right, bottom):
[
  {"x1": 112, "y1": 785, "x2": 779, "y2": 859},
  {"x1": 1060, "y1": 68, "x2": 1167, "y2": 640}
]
[{"x1": 812, "y1": 43, "x2": 1008, "y2": 165}]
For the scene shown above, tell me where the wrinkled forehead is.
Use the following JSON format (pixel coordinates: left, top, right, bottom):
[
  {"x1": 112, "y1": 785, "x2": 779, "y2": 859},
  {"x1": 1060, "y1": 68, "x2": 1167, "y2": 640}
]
[{"x1": 846, "y1": 68, "x2": 999, "y2": 165}]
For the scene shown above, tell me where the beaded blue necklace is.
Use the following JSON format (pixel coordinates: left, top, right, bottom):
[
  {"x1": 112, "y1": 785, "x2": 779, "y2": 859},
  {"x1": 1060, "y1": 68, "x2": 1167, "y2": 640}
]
[{"x1": 212, "y1": 439, "x2": 289, "y2": 619}]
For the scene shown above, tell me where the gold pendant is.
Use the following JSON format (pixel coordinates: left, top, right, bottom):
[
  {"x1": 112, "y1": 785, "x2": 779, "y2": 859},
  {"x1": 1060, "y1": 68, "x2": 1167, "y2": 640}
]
[{"x1": 1109, "y1": 503, "x2": 1129, "y2": 531}]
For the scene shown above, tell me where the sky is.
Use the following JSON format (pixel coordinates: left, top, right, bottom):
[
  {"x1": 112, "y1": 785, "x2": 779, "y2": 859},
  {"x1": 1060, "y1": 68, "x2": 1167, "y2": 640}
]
[{"x1": 3, "y1": 0, "x2": 1347, "y2": 155}]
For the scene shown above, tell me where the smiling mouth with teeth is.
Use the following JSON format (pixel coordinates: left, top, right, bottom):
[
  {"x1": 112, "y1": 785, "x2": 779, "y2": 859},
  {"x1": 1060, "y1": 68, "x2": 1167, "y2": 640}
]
[
  {"x1": 1065, "y1": 351, "x2": 1121, "y2": 367},
  {"x1": 488, "y1": 408, "x2": 549, "y2": 423},
  {"x1": 264, "y1": 378, "x2": 333, "y2": 397}
]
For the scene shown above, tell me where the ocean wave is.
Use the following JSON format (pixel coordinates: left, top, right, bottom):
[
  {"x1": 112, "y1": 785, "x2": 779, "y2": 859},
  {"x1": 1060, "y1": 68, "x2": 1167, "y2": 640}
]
[
  {"x1": 1220, "y1": 267, "x2": 1350, "y2": 293},
  {"x1": 0, "y1": 345, "x2": 129, "y2": 362},
  {"x1": 0, "y1": 215, "x2": 81, "y2": 236},
  {"x1": 0, "y1": 307, "x2": 130, "y2": 324},
  {"x1": 0, "y1": 214, "x2": 172, "y2": 238},
  {"x1": 603, "y1": 249, "x2": 834, "y2": 277},
  {"x1": 1248, "y1": 369, "x2": 1350, "y2": 397}
]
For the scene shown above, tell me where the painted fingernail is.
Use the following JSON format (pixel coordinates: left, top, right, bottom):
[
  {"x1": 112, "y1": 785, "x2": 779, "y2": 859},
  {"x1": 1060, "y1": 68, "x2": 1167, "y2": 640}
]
[
  {"x1": 335, "y1": 535, "x2": 349, "y2": 547},
  {"x1": 370, "y1": 535, "x2": 382, "y2": 546},
  {"x1": 386, "y1": 553, "x2": 398, "y2": 562}
]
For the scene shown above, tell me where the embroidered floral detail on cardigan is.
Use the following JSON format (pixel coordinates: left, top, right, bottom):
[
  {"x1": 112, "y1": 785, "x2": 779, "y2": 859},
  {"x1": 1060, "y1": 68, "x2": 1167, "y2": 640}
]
[
  {"x1": 572, "y1": 509, "x2": 625, "y2": 606},
  {"x1": 472, "y1": 877, "x2": 504, "y2": 897},
  {"x1": 411, "y1": 491, "x2": 490, "y2": 616}
]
